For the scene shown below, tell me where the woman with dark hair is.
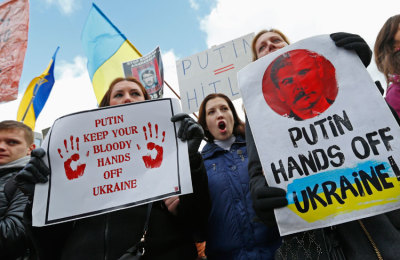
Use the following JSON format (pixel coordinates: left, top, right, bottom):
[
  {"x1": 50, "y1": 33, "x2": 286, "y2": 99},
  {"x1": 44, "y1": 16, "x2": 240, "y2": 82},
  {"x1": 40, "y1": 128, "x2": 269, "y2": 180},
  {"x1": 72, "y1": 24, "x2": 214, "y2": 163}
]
[
  {"x1": 197, "y1": 93, "x2": 281, "y2": 259},
  {"x1": 15, "y1": 77, "x2": 210, "y2": 260},
  {"x1": 247, "y1": 29, "x2": 400, "y2": 259},
  {"x1": 374, "y1": 14, "x2": 400, "y2": 117}
]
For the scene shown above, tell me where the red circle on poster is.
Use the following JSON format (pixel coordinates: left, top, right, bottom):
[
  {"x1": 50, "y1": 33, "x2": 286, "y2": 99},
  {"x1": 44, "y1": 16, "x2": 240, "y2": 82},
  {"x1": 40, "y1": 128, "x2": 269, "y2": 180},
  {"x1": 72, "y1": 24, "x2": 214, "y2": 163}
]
[{"x1": 262, "y1": 49, "x2": 338, "y2": 121}]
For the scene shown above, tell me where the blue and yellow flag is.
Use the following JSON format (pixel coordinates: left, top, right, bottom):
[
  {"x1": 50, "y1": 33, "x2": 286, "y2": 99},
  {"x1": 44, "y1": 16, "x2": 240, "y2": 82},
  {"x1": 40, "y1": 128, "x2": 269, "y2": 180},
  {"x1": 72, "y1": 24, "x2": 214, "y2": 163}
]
[
  {"x1": 81, "y1": 3, "x2": 142, "y2": 104},
  {"x1": 17, "y1": 47, "x2": 59, "y2": 130}
]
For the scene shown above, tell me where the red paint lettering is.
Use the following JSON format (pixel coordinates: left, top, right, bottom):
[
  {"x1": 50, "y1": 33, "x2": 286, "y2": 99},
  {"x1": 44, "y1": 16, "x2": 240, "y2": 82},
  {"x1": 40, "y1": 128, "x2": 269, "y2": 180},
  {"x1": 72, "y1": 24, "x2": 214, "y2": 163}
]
[
  {"x1": 93, "y1": 140, "x2": 132, "y2": 154},
  {"x1": 83, "y1": 131, "x2": 109, "y2": 142},
  {"x1": 97, "y1": 153, "x2": 131, "y2": 167},
  {"x1": 103, "y1": 168, "x2": 122, "y2": 179},
  {"x1": 95, "y1": 115, "x2": 124, "y2": 127},
  {"x1": 111, "y1": 125, "x2": 138, "y2": 138},
  {"x1": 92, "y1": 179, "x2": 137, "y2": 196}
]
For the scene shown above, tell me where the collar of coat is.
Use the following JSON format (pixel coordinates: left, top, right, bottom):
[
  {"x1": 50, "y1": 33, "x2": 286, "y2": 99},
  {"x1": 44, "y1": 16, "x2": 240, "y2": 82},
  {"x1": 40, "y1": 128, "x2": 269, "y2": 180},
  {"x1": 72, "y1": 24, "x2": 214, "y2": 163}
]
[
  {"x1": 201, "y1": 135, "x2": 245, "y2": 160},
  {"x1": 0, "y1": 156, "x2": 30, "y2": 176}
]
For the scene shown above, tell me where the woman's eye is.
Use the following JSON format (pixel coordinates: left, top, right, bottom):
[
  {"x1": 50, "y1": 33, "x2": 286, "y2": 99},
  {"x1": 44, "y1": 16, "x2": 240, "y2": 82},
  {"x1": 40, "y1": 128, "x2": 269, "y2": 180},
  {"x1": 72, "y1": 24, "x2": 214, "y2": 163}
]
[
  {"x1": 114, "y1": 93, "x2": 122, "y2": 98},
  {"x1": 208, "y1": 110, "x2": 214, "y2": 115},
  {"x1": 258, "y1": 45, "x2": 265, "y2": 52},
  {"x1": 273, "y1": 38, "x2": 282, "y2": 43},
  {"x1": 131, "y1": 92, "x2": 140, "y2": 96}
]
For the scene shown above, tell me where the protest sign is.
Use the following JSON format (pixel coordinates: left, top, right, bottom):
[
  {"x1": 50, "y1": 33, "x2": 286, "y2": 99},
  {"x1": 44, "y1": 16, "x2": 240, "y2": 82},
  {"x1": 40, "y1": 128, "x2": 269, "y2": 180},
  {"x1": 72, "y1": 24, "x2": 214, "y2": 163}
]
[
  {"x1": 0, "y1": 0, "x2": 29, "y2": 102},
  {"x1": 123, "y1": 47, "x2": 164, "y2": 99},
  {"x1": 176, "y1": 33, "x2": 254, "y2": 113},
  {"x1": 238, "y1": 35, "x2": 400, "y2": 235},
  {"x1": 32, "y1": 98, "x2": 191, "y2": 226}
]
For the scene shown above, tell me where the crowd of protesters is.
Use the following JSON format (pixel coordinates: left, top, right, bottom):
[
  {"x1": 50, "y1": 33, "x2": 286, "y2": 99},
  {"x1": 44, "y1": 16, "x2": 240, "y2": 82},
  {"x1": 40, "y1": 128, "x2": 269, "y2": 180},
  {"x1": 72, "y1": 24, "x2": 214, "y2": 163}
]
[{"x1": 1, "y1": 14, "x2": 400, "y2": 260}]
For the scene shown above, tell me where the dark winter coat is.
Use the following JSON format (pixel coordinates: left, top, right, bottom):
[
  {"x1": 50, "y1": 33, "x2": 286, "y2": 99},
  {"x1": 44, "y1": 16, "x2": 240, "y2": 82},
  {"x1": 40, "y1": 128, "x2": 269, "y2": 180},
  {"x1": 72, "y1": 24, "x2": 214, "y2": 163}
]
[
  {"x1": 0, "y1": 156, "x2": 30, "y2": 260},
  {"x1": 202, "y1": 135, "x2": 281, "y2": 260},
  {"x1": 24, "y1": 153, "x2": 210, "y2": 260},
  {"x1": 246, "y1": 121, "x2": 400, "y2": 260}
]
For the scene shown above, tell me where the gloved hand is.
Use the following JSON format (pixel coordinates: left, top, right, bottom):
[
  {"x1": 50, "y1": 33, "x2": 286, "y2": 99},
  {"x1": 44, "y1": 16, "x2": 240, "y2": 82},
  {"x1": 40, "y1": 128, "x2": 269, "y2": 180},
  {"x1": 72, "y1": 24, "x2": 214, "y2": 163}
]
[
  {"x1": 252, "y1": 183, "x2": 288, "y2": 226},
  {"x1": 330, "y1": 32, "x2": 372, "y2": 67},
  {"x1": 171, "y1": 113, "x2": 204, "y2": 158},
  {"x1": 14, "y1": 148, "x2": 50, "y2": 199}
]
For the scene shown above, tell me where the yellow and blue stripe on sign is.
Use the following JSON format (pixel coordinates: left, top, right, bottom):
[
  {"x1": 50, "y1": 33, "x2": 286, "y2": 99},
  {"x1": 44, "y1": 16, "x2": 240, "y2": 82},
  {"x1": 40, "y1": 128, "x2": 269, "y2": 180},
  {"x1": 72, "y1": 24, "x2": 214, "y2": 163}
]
[
  {"x1": 81, "y1": 3, "x2": 142, "y2": 104},
  {"x1": 286, "y1": 160, "x2": 400, "y2": 222}
]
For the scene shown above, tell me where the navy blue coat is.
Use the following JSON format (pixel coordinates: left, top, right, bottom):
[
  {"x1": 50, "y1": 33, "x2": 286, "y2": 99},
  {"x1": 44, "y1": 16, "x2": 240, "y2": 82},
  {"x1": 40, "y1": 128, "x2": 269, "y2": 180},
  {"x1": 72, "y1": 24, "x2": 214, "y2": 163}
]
[{"x1": 202, "y1": 135, "x2": 281, "y2": 260}]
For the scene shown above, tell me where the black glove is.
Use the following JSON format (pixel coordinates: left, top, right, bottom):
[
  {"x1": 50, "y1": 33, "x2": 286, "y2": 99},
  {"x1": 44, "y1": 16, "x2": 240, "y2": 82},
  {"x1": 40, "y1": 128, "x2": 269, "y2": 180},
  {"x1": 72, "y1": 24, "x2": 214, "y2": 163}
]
[
  {"x1": 171, "y1": 113, "x2": 204, "y2": 158},
  {"x1": 252, "y1": 183, "x2": 288, "y2": 226},
  {"x1": 330, "y1": 32, "x2": 372, "y2": 67},
  {"x1": 14, "y1": 148, "x2": 50, "y2": 199}
]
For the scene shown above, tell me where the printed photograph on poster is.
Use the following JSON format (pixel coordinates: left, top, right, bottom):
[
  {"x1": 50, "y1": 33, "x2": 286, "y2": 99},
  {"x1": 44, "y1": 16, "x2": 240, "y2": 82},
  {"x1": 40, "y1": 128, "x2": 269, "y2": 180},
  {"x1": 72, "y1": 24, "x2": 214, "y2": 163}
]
[
  {"x1": 123, "y1": 47, "x2": 164, "y2": 99},
  {"x1": 31, "y1": 98, "x2": 192, "y2": 226},
  {"x1": 238, "y1": 35, "x2": 400, "y2": 236}
]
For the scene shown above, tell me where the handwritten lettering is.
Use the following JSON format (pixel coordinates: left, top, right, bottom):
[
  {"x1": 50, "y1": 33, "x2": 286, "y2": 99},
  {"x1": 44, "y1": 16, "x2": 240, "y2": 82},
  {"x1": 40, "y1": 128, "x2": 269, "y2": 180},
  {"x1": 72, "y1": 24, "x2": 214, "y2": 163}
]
[
  {"x1": 93, "y1": 179, "x2": 137, "y2": 196},
  {"x1": 93, "y1": 140, "x2": 132, "y2": 154},
  {"x1": 84, "y1": 131, "x2": 108, "y2": 142},
  {"x1": 95, "y1": 115, "x2": 124, "y2": 127}
]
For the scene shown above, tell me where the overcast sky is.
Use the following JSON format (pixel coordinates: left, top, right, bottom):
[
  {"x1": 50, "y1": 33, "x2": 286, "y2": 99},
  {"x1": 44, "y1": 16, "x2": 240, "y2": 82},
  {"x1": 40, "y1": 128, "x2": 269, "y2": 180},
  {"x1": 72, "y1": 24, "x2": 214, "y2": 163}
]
[{"x1": 0, "y1": 0, "x2": 398, "y2": 132}]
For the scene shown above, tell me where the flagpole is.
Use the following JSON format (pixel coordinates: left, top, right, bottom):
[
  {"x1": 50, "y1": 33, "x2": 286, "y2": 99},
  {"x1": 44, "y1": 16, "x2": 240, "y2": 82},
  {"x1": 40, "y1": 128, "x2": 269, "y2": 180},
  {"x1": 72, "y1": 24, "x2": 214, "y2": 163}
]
[
  {"x1": 164, "y1": 80, "x2": 180, "y2": 99},
  {"x1": 20, "y1": 78, "x2": 41, "y2": 122},
  {"x1": 20, "y1": 95, "x2": 34, "y2": 122},
  {"x1": 163, "y1": 80, "x2": 198, "y2": 119}
]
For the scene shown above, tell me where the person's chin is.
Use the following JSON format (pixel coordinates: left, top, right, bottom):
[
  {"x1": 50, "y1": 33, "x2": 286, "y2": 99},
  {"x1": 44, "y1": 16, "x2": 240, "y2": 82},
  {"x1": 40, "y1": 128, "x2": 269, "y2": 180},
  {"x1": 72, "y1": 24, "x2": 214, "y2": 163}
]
[
  {"x1": 0, "y1": 157, "x2": 9, "y2": 165},
  {"x1": 215, "y1": 132, "x2": 230, "y2": 141}
]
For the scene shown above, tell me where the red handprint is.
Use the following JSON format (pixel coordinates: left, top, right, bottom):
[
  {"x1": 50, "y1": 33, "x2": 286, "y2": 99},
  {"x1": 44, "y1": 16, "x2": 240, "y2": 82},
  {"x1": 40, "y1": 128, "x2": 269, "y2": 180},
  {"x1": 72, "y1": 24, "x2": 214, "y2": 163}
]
[
  {"x1": 58, "y1": 135, "x2": 89, "y2": 180},
  {"x1": 138, "y1": 122, "x2": 165, "y2": 169}
]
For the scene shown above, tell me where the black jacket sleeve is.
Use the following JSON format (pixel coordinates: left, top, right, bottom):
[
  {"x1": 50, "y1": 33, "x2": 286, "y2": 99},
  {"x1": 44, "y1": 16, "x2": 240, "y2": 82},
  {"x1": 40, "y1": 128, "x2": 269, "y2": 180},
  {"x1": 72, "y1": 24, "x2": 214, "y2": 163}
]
[
  {"x1": 177, "y1": 152, "x2": 211, "y2": 241},
  {"x1": 0, "y1": 179, "x2": 29, "y2": 259},
  {"x1": 245, "y1": 120, "x2": 268, "y2": 192},
  {"x1": 23, "y1": 200, "x2": 73, "y2": 260}
]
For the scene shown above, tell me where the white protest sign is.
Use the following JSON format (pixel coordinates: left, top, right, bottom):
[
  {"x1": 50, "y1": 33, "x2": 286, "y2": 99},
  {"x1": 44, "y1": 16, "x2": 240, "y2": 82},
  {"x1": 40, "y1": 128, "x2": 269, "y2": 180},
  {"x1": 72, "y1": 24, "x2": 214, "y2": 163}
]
[
  {"x1": 176, "y1": 33, "x2": 254, "y2": 114},
  {"x1": 32, "y1": 98, "x2": 191, "y2": 226},
  {"x1": 238, "y1": 35, "x2": 400, "y2": 236}
]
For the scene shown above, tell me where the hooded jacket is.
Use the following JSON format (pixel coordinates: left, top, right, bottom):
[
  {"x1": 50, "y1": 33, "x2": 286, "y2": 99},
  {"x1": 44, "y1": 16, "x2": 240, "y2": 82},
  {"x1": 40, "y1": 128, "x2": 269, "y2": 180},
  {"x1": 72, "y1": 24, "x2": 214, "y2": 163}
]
[{"x1": 0, "y1": 156, "x2": 30, "y2": 260}]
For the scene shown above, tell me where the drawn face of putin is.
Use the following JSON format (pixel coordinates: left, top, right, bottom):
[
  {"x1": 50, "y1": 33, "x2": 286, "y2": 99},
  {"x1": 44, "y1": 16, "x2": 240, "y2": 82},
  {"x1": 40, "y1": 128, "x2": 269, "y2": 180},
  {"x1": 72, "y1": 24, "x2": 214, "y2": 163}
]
[{"x1": 270, "y1": 50, "x2": 334, "y2": 120}]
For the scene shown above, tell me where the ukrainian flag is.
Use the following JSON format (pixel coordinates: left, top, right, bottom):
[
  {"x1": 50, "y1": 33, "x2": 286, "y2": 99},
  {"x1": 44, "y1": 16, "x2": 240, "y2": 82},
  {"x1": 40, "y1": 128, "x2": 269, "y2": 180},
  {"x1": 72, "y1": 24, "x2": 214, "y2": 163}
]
[
  {"x1": 17, "y1": 47, "x2": 59, "y2": 130},
  {"x1": 81, "y1": 3, "x2": 142, "y2": 104}
]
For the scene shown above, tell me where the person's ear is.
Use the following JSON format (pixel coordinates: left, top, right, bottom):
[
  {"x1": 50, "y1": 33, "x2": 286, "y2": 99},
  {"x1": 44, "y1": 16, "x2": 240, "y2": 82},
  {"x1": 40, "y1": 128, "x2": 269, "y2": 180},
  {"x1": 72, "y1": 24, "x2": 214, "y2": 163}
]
[{"x1": 27, "y1": 143, "x2": 36, "y2": 155}]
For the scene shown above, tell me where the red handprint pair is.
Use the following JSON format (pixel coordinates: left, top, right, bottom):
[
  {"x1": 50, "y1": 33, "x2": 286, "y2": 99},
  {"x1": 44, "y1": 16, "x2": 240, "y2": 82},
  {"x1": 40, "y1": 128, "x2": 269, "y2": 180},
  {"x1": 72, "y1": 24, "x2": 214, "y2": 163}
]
[{"x1": 58, "y1": 123, "x2": 165, "y2": 180}]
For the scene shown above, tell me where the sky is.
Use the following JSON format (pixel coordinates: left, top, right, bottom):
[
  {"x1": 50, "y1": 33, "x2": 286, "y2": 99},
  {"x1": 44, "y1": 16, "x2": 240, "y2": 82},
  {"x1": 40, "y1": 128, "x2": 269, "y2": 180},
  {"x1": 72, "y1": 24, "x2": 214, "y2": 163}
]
[{"x1": 0, "y1": 0, "x2": 399, "y2": 133}]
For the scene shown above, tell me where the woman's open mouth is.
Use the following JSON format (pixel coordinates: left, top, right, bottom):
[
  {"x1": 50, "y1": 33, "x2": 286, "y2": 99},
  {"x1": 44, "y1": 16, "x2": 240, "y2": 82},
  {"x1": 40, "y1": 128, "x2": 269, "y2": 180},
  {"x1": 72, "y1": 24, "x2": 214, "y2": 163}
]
[{"x1": 218, "y1": 121, "x2": 226, "y2": 133}]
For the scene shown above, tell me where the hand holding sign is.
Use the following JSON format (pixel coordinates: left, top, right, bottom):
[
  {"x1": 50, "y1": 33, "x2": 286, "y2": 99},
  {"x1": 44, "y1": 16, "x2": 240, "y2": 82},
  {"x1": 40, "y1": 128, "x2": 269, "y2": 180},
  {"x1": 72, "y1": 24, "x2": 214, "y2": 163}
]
[{"x1": 15, "y1": 148, "x2": 50, "y2": 198}]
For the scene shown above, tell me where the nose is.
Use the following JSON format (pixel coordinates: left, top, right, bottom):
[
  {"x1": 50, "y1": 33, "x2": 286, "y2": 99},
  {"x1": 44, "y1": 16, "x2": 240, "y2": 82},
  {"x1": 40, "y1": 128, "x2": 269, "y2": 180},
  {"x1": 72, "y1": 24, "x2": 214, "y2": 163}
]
[
  {"x1": 216, "y1": 110, "x2": 224, "y2": 118},
  {"x1": 267, "y1": 42, "x2": 276, "y2": 54},
  {"x1": 267, "y1": 39, "x2": 284, "y2": 54},
  {"x1": 0, "y1": 142, "x2": 6, "y2": 151},
  {"x1": 123, "y1": 94, "x2": 133, "y2": 104}
]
